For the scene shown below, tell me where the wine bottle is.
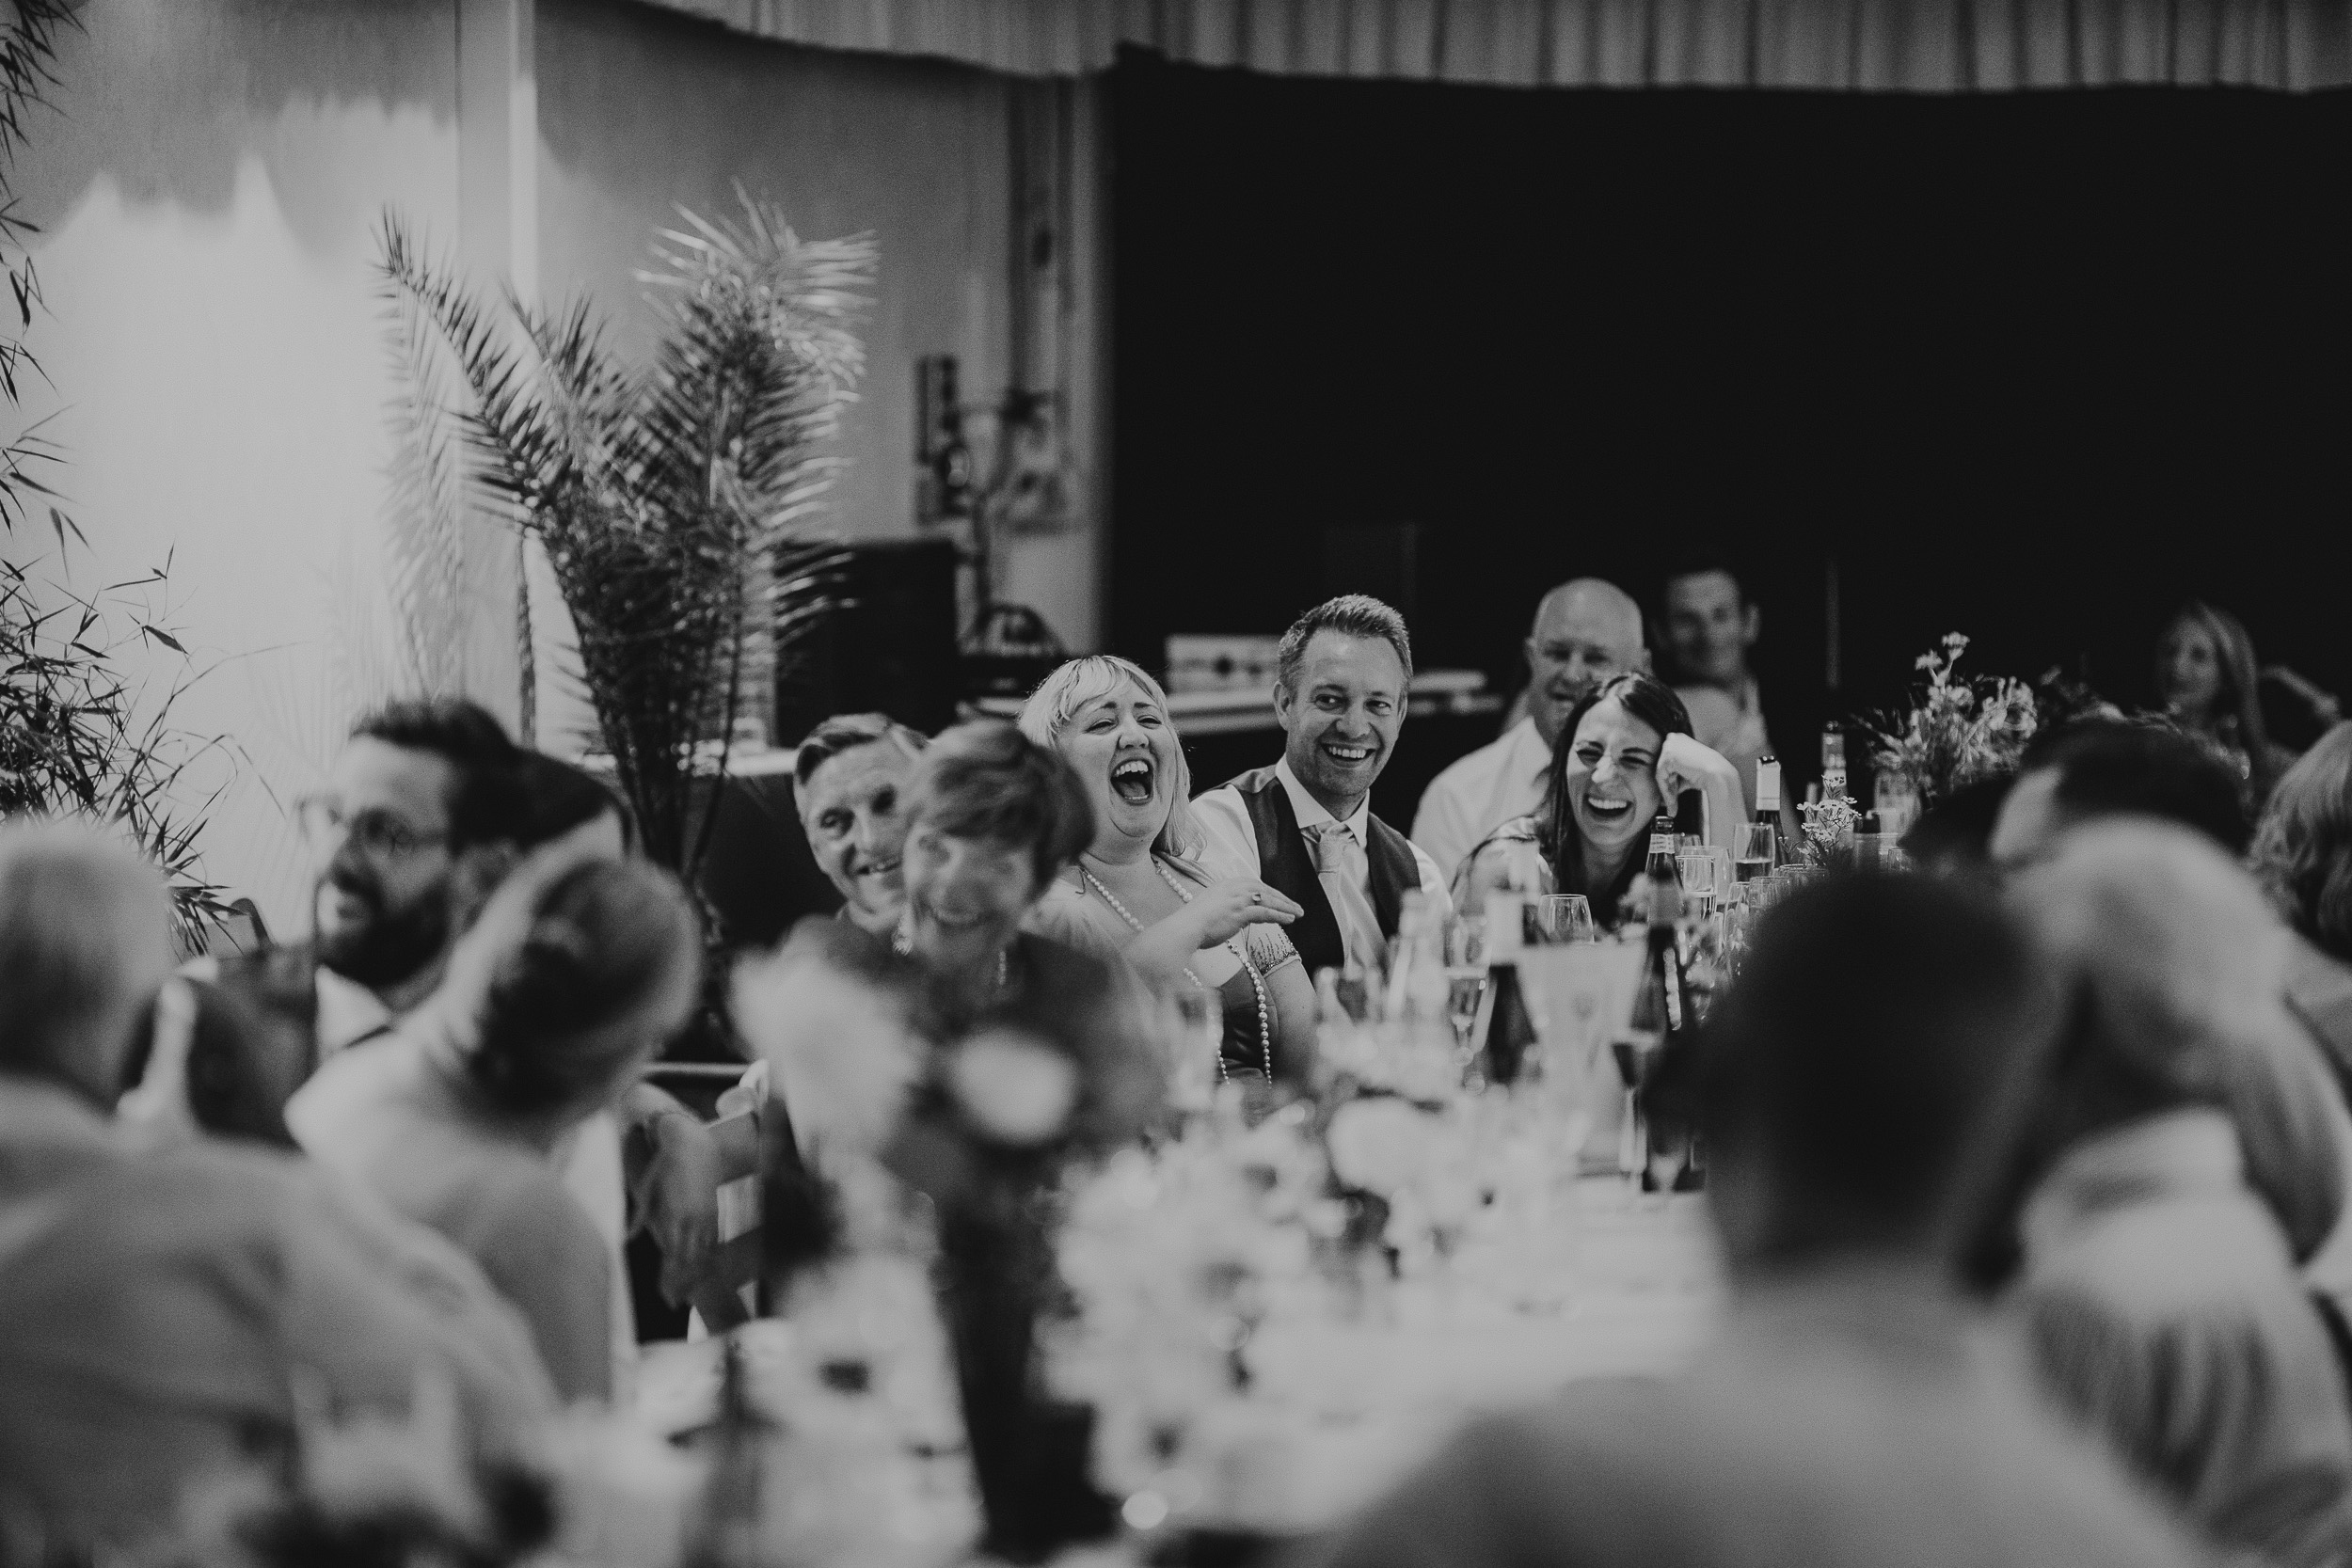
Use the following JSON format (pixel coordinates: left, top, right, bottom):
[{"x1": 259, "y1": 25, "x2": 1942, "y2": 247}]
[
  {"x1": 1621, "y1": 835, "x2": 1699, "y2": 1191},
  {"x1": 1820, "y1": 723, "x2": 1848, "y2": 799},
  {"x1": 1738, "y1": 758, "x2": 1781, "y2": 884},
  {"x1": 1643, "y1": 813, "x2": 1681, "y2": 911},
  {"x1": 1382, "y1": 889, "x2": 1447, "y2": 1029},
  {"x1": 1467, "y1": 892, "x2": 1540, "y2": 1086}
]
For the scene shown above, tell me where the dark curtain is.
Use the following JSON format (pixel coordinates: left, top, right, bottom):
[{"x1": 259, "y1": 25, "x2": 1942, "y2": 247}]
[{"x1": 1110, "y1": 54, "x2": 2352, "y2": 809}]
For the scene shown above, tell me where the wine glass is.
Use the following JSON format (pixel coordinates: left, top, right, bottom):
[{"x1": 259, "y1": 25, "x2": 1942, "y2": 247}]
[
  {"x1": 1166, "y1": 990, "x2": 1220, "y2": 1115},
  {"x1": 1527, "y1": 894, "x2": 1595, "y2": 945},
  {"x1": 1734, "y1": 822, "x2": 1778, "y2": 895},
  {"x1": 1675, "y1": 848, "x2": 1719, "y2": 922},
  {"x1": 1442, "y1": 914, "x2": 1488, "y2": 1061}
]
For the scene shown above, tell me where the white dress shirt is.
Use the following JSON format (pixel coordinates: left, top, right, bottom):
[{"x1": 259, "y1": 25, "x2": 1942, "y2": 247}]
[
  {"x1": 1675, "y1": 678, "x2": 1777, "y2": 816},
  {"x1": 1410, "y1": 716, "x2": 1553, "y2": 887},
  {"x1": 1192, "y1": 757, "x2": 1450, "y2": 970}
]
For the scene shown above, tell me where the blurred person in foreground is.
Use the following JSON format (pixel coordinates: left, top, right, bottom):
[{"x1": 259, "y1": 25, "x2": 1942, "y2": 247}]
[
  {"x1": 885, "y1": 721, "x2": 1162, "y2": 1134},
  {"x1": 0, "y1": 820, "x2": 549, "y2": 1553},
  {"x1": 289, "y1": 838, "x2": 703, "y2": 1403},
  {"x1": 794, "y1": 712, "x2": 928, "y2": 936},
  {"x1": 2156, "y1": 600, "x2": 2296, "y2": 813},
  {"x1": 1325, "y1": 875, "x2": 2208, "y2": 1568},
  {"x1": 1413, "y1": 578, "x2": 1647, "y2": 884},
  {"x1": 1989, "y1": 720, "x2": 2349, "y2": 1271},
  {"x1": 160, "y1": 710, "x2": 724, "y2": 1345},
  {"x1": 1997, "y1": 821, "x2": 2352, "y2": 1566},
  {"x1": 1450, "y1": 673, "x2": 1745, "y2": 927},
  {"x1": 2253, "y1": 724, "x2": 2352, "y2": 1093},
  {"x1": 1018, "y1": 656, "x2": 1313, "y2": 1086},
  {"x1": 1195, "y1": 595, "x2": 1450, "y2": 976}
]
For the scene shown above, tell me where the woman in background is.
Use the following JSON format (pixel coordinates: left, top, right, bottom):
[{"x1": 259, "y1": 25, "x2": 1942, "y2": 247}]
[
  {"x1": 2251, "y1": 723, "x2": 2352, "y2": 1093},
  {"x1": 2156, "y1": 601, "x2": 2296, "y2": 811},
  {"x1": 1452, "y1": 673, "x2": 1745, "y2": 928},
  {"x1": 291, "y1": 841, "x2": 701, "y2": 1402},
  {"x1": 1018, "y1": 657, "x2": 1314, "y2": 1086}
]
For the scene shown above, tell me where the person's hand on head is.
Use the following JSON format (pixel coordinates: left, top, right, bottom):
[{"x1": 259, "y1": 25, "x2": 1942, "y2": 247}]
[{"x1": 1655, "y1": 732, "x2": 1736, "y2": 807}]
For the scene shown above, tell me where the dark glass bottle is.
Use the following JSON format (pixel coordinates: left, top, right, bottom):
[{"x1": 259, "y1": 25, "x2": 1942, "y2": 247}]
[{"x1": 1468, "y1": 892, "x2": 1541, "y2": 1086}]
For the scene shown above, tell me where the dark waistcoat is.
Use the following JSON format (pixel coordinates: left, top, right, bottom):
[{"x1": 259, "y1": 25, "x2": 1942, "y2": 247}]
[{"x1": 1225, "y1": 766, "x2": 1422, "y2": 977}]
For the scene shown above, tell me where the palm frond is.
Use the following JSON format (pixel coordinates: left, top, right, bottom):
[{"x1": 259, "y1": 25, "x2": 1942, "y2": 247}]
[
  {"x1": 374, "y1": 198, "x2": 867, "y2": 890},
  {"x1": 377, "y1": 271, "x2": 472, "y2": 696}
]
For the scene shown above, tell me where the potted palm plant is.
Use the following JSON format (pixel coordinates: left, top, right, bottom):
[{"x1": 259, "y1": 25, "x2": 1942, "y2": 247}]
[{"x1": 375, "y1": 194, "x2": 874, "y2": 886}]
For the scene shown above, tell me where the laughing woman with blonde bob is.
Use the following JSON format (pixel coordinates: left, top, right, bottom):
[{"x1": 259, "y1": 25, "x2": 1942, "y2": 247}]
[{"x1": 1019, "y1": 657, "x2": 1316, "y2": 1086}]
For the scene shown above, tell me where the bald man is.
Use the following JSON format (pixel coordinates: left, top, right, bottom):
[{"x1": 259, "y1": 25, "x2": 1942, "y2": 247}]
[{"x1": 1411, "y1": 579, "x2": 1647, "y2": 885}]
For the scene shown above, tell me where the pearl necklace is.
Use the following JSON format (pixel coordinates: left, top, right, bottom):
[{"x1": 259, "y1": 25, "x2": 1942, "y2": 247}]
[
  {"x1": 1081, "y1": 857, "x2": 1275, "y2": 1084},
  {"x1": 892, "y1": 926, "x2": 1010, "y2": 999}
]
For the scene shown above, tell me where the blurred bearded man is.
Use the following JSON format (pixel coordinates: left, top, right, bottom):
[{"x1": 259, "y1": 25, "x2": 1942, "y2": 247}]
[
  {"x1": 160, "y1": 701, "x2": 721, "y2": 1373},
  {"x1": 193, "y1": 701, "x2": 527, "y2": 1105},
  {"x1": 1412, "y1": 578, "x2": 1646, "y2": 884}
]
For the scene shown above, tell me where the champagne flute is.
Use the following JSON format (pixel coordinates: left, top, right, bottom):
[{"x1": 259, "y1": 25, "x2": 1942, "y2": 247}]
[
  {"x1": 1675, "y1": 848, "x2": 1719, "y2": 923},
  {"x1": 1167, "y1": 990, "x2": 1220, "y2": 1115},
  {"x1": 1528, "y1": 894, "x2": 1595, "y2": 945},
  {"x1": 1443, "y1": 914, "x2": 1488, "y2": 1062},
  {"x1": 1734, "y1": 821, "x2": 1778, "y2": 892}
]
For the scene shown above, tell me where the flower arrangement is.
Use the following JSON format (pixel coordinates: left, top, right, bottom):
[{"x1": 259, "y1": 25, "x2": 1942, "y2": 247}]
[
  {"x1": 1047, "y1": 1108, "x2": 1330, "y2": 1524},
  {"x1": 1797, "y1": 793, "x2": 1860, "y2": 864},
  {"x1": 1863, "y1": 632, "x2": 2038, "y2": 809},
  {"x1": 731, "y1": 923, "x2": 1160, "y2": 1561},
  {"x1": 168, "y1": 1374, "x2": 558, "y2": 1568}
]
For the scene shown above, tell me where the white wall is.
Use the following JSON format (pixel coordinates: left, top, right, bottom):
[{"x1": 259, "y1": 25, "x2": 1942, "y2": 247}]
[
  {"x1": 12, "y1": 0, "x2": 1104, "y2": 930},
  {"x1": 12, "y1": 0, "x2": 477, "y2": 930},
  {"x1": 535, "y1": 0, "x2": 1106, "y2": 744}
]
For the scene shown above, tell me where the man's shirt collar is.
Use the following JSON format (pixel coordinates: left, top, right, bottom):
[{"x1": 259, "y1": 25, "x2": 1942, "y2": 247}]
[{"x1": 1276, "y1": 755, "x2": 1369, "y2": 844}]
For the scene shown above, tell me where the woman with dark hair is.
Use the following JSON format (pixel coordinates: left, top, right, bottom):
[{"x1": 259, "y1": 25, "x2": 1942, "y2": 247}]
[
  {"x1": 2157, "y1": 601, "x2": 2296, "y2": 810},
  {"x1": 1451, "y1": 673, "x2": 1746, "y2": 928},
  {"x1": 289, "y1": 841, "x2": 702, "y2": 1402}
]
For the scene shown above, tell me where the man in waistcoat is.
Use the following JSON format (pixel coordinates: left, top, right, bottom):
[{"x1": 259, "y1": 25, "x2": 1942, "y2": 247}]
[{"x1": 1193, "y1": 595, "x2": 1450, "y2": 978}]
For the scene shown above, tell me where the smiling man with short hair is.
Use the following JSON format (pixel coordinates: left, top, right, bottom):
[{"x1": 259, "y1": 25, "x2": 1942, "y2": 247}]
[
  {"x1": 1193, "y1": 595, "x2": 1449, "y2": 976},
  {"x1": 792, "y1": 713, "x2": 929, "y2": 936}
]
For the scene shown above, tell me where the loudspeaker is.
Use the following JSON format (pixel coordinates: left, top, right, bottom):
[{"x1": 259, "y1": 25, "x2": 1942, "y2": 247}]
[{"x1": 775, "y1": 537, "x2": 961, "y2": 744}]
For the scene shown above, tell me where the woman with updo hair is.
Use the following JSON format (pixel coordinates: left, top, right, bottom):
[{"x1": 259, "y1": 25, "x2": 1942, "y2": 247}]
[{"x1": 291, "y1": 840, "x2": 702, "y2": 1402}]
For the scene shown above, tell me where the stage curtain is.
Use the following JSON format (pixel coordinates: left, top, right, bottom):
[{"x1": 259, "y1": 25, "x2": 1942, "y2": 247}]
[{"x1": 641, "y1": 0, "x2": 2351, "y2": 89}]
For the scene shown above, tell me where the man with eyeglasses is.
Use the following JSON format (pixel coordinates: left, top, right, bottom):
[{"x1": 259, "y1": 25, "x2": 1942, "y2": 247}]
[{"x1": 161, "y1": 700, "x2": 721, "y2": 1386}]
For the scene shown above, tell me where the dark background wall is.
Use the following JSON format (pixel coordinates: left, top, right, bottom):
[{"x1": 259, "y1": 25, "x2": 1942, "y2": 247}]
[{"x1": 1109, "y1": 52, "x2": 2351, "y2": 798}]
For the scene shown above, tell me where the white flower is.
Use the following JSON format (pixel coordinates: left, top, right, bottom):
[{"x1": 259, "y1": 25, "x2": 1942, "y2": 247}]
[
  {"x1": 948, "y1": 1029, "x2": 1079, "y2": 1146},
  {"x1": 1325, "y1": 1096, "x2": 1438, "y2": 1196},
  {"x1": 735, "y1": 945, "x2": 921, "y2": 1160}
]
